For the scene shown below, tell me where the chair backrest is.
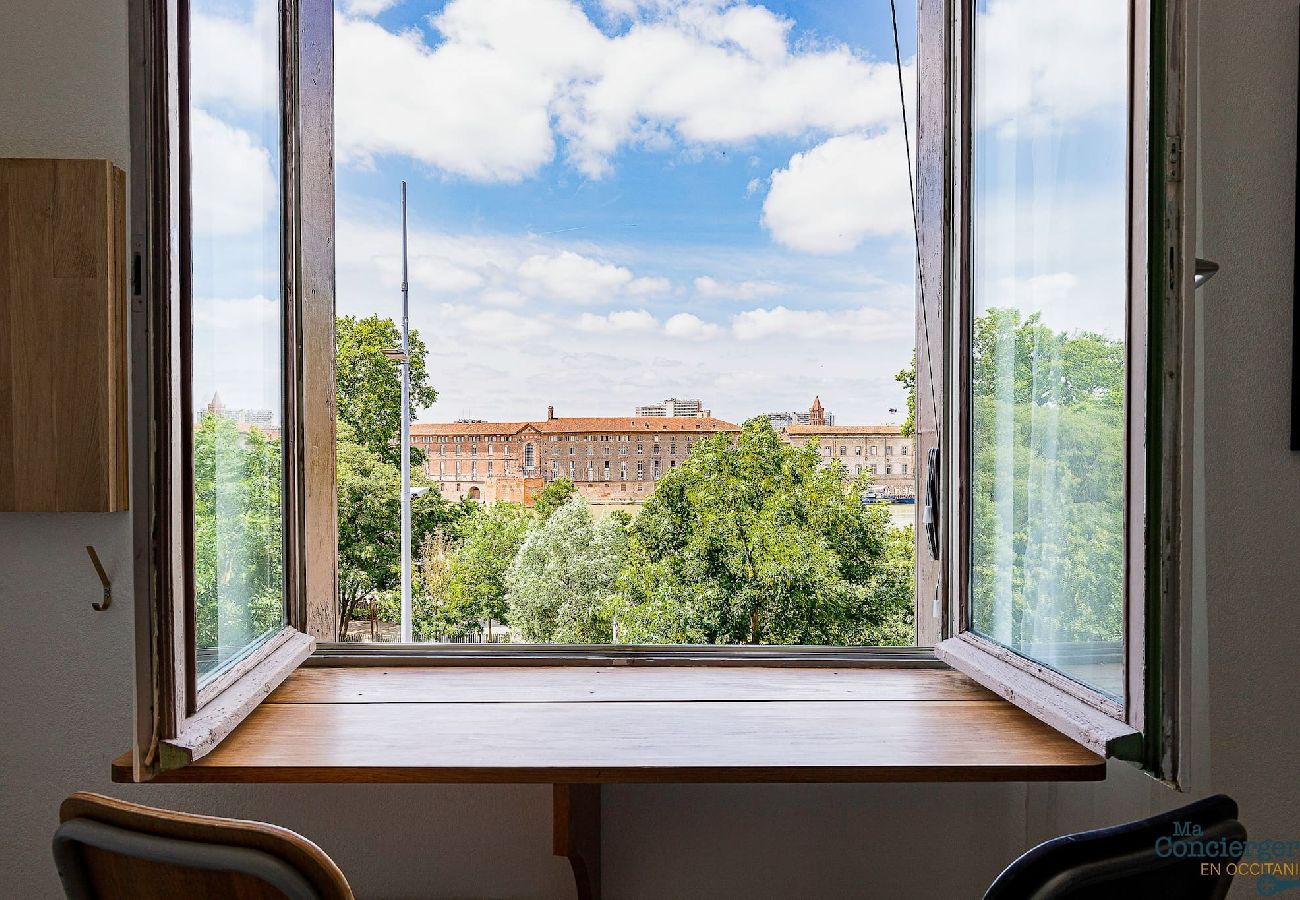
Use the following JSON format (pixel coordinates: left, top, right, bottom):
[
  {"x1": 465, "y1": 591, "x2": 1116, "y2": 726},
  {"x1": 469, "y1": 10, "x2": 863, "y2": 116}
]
[
  {"x1": 984, "y1": 794, "x2": 1246, "y2": 900},
  {"x1": 52, "y1": 792, "x2": 354, "y2": 900}
]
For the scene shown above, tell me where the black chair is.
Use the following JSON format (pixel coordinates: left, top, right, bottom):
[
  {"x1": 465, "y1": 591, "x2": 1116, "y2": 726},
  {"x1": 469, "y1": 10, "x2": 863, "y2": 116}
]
[{"x1": 985, "y1": 794, "x2": 1245, "y2": 900}]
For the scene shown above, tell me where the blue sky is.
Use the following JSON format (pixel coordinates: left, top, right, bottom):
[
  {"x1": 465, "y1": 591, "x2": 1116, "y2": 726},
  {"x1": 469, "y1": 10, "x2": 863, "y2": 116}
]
[
  {"x1": 331, "y1": 0, "x2": 920, "y2": 425},
  {"x1": 188, "y1": 0, "x2": 1129, "y2": 427}
]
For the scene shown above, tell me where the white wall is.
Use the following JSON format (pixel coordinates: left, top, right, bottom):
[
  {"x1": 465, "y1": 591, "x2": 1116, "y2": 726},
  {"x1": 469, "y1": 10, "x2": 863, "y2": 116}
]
[{"x1": 3, "y1": 0, "x2": 1298, "y2": 898}]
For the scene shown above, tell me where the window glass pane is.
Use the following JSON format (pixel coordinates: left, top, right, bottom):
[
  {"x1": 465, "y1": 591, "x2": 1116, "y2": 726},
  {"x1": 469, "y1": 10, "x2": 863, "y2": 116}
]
[
  {"x1": 968, "y1": 0, "x2": 1129, "y2": 696},
  {"x1": 189, "y1": 0, "x2": 284, "y2": 681}
]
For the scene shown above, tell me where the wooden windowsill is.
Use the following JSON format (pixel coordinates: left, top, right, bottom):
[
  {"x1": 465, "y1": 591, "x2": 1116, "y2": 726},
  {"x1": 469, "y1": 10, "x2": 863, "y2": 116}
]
[{"x1": 114, "y1": 665, "x2": 1104, "y2": 784}]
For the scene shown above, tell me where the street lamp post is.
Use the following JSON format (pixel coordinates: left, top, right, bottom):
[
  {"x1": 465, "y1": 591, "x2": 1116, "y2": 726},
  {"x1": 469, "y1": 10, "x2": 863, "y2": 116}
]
[{"x1": 398, "y1": 181, "x2": 412, "y2": 643}]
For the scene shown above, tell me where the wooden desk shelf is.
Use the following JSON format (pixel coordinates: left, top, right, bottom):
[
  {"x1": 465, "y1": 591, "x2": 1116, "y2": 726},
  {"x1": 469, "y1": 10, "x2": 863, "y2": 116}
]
[
  {"x1": 115, "y1": 665, "x2": 1104, "y2": 784},
  {"x1": 114, "y1": 665, "x2": 1103, "y2": 900}
]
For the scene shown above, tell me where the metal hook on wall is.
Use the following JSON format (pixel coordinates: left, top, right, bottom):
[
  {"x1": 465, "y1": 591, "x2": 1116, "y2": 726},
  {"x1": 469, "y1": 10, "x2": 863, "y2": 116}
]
[{"x1": 86, "y1": 546, "x2": 111, "y2": 611}]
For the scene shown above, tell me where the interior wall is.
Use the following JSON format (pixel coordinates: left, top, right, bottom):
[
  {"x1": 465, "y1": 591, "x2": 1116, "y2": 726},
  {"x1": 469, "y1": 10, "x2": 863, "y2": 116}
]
[{"x1": 2, "y1": 0, "x2": 1297, "y2": 898}]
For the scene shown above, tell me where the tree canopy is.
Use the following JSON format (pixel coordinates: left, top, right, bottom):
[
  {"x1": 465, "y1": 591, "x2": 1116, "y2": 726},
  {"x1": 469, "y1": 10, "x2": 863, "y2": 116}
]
[
  {"x1": 335, "y1": 314, "x2": 437, "y2": 467},
  {"x1": 613, "y1": 418, "x2": 912, "y2": 645}
]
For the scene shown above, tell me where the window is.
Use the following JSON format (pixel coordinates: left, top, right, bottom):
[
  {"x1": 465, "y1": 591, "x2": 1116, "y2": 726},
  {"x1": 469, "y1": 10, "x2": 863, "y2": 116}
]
[
  {"x1": 921, "y1": 0, "x2": 1179, "y2": 769},
  {"x1": 126, "y1": 0, "x2": 1183, "y2": 784}
]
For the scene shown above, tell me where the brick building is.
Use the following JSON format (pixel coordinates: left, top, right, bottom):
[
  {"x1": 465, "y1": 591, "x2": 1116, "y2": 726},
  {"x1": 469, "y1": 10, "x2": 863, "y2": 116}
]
[
  {"x1": 781, "y1": 423, "x2": 915, "y2": 499},
  {"x1": 411, "y1": 407, "x2": 741, "y2": 504}
]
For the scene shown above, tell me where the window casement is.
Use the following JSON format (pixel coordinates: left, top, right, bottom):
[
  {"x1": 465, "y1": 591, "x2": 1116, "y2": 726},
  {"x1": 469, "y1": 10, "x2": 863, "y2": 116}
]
[
  {"x1": 123, "y1": 0, "x2": 1189, "y2": 786},
  {"x1": 127, "y1": 0, "x2": 335, "y2": 779},
  {"x1": 916, "y1": 0, "x2": 1189, "y2": 780}
]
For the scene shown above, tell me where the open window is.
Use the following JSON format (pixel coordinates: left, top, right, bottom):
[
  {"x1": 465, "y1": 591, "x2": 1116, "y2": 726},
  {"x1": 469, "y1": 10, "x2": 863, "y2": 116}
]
[
  {"x1": 126, "y1": 0, "x2": 1188, "y2": 784},
  {"x1": 128, "y1": 0, "x2": 335, "y2": 778},
  {"x1": 919, "y1": 0, "x2": 1188, "y2": 780}
]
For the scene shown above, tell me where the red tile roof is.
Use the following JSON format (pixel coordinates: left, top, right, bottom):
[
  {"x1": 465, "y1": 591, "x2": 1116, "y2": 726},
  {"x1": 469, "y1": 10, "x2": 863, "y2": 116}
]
[{"x1": 412, "y1": 416, "x2": 740, "y2": 437}]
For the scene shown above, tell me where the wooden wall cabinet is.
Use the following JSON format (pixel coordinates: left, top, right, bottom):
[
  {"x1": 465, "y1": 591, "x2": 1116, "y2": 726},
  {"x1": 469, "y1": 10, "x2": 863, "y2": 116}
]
[{"x1": 0, "y1": 158, "x2": 128, "y2": 512}]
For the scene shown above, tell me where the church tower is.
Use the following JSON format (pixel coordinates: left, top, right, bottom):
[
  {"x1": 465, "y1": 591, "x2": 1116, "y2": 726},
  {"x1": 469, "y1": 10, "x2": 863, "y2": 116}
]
[{"x1": 809, "y1": 396, "x2": 825, "y2": 426}]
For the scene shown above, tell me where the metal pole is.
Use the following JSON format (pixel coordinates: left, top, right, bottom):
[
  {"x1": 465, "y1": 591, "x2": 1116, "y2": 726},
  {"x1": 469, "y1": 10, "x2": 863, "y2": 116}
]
[{"x1": 399, "y1": 181, "x2": 412, "y2": 643}]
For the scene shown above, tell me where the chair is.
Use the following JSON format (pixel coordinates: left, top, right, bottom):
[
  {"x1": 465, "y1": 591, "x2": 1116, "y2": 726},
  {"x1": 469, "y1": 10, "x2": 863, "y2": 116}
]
[
  {"x1": 984, "y1": 793, "x2": 1246, "y2": 900},
  {"x1": 52, "y1": 792, "x2": 354, "y2": 900}
]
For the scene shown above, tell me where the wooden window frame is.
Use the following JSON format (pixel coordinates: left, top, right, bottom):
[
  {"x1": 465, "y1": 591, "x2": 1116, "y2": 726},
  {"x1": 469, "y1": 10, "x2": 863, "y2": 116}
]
[
  {"x1": 128, "y1": 0, "x2": 336, "y2": 780},
  {"x1": 919, "y1": 0, "x2": 1190, "y2": 781},
  {"x1": 123, "y1": 0, "x2": 1188, "y2": 783}
]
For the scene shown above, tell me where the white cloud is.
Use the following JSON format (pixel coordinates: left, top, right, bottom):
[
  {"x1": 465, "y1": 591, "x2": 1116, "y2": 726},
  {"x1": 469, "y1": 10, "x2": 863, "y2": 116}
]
[
  {"x1": 974, "y1": 0, "x2": 1128, "y2": 134},
  {"x1": 627, "y1": 275, "x2": 673, "y2": 296},
  {"x1": 335, "y1": 3, "x2": 602, "y2": 179},
  {"x1": 340, "y1": 0, "x2": 400, "y2": 16},
  {"x1": 663, "y1": 312, "x2": 721, "y2": 340},
  {"x1": 519, "y1": 251, "x2": 635, "y2": 303},
  {"x1": 480, "y1": 289, "x2": 528, "y2": 308},
  {"x1": 336, "y1": 0, "x2": 910, "y2": 181},
  {"x1": 440, "y1": 304, "x2": 552, "y2": 342},
  {"x1": 731, "y1": 305, "x2": 912, "y2": 342},
  {"x1": 189, "y1": 109, "x2": 277, "y2": 237},
  {"x1": 693, "y1": 275, "x2": 783, "y2": 300},
  {"x1": 762, "y1": 130, "x2": 913, "y2": 254},
  {"x1": 193, "y1": 295, "x2": 277, "y2": 328},
  {"x1": 189, "y1": 10, "x2": 279, "y2": 113},
  {"x1": 576, "y1": 309, "x2": 658, "y2": 333}
]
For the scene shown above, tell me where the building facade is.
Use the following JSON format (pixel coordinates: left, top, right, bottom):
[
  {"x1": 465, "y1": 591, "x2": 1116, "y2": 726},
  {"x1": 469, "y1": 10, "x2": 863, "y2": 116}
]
[
  {"x1": 413, "y1": 409, "x2": 741, "y2": 504},
  {"x1": 781, "y1": 424, "x2": 915, "y2": 499}
]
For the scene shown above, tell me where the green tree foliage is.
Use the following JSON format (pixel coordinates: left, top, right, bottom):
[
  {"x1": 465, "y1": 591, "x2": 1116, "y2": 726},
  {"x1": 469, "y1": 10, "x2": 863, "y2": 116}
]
[
  {"x1": 335, "y1": 314, "x2": 437, "y2": 466},
  {"x1": 433, "y1": 502, "x2": 533, "y2": 638},
  {"x1": 896, "y1": 352, "x2": 916, "y2": 438},
  {"x1": 193, "y1": 413, "x2": 283, "y2": 654},
  {"x1": 532, "y1": 477, "x2": 576, "y2": 522},
  {"x1": 335, "y1": 420, "x2": 466, "y2": 638},
  {"x1": 969, "y1": 308, "x2": 1125, "y2": 648},
  {"x1": 615, "y1": 418, "x2": 913, "y2": 645},
  {"x1": 505, "y1": 498, "x2": 629, "y2": 643}
]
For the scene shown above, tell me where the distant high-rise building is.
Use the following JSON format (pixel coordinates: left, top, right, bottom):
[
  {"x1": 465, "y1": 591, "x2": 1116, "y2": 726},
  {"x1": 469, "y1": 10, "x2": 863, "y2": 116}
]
[{"x1": 635, "y1": 398, "x2": 711, "y2": 418}]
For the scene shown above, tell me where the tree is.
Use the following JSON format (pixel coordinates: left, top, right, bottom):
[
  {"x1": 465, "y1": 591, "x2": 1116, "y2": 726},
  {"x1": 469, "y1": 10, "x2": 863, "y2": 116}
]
[
  {"x1": 334, "y1": 420, "x2": 466, "y2": 639},
  {"x1": 896, "y1": 352, "x2": 916, "y2": 438},
  {"x1": 441, "y1": 502, "x2": 533, "y2": 639},
  {"x1": 335, "y1": 314, "x2": 437, "y2": 466},
  {"x1": 193, "y1": 413, "x2": 283, "y2": 653},
  {"x1": 505, "y1": 498, "x2": 628, "y2": 643},
  {"x1": 532, "y1": 477, "x2": 576, "y2": 521},
  {"x1": 412, "y1": 530, "x2": 457, "y2": 641},
  {"x1": 615, "y1": 417, "x2": 911, "y2": 645}
]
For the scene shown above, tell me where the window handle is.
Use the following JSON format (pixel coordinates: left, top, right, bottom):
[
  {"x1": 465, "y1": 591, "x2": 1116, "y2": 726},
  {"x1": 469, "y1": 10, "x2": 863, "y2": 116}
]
[
  {"x1": 1194, "y1": 258, "x2": 1220, "y2": 288},
  {"x1": 924, "y1": 446, "x2": 941, "y2": 561}
]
